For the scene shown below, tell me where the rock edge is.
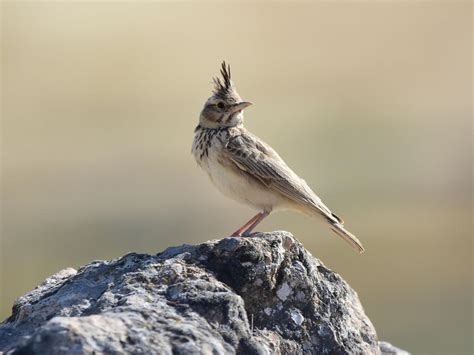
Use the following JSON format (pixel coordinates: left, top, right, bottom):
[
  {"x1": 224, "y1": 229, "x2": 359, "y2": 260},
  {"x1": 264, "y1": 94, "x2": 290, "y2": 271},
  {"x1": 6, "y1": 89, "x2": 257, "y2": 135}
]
[{"x1": 0, "y1": 231, "x2": 408, "y2": 354}]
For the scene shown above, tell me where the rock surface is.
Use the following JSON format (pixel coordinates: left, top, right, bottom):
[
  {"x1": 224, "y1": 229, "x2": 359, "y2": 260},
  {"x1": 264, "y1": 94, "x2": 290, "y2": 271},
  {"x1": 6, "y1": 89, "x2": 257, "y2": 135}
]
[{"x1": 0, "y1": 231, "x2": 408, "y2": 354}]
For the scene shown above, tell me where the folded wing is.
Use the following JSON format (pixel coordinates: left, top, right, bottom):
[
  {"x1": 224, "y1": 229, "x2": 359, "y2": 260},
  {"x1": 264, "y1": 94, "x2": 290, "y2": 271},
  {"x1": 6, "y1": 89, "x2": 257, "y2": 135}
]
[{"x1": 224, "y1": 130, "x2": 340, "y2": 224}]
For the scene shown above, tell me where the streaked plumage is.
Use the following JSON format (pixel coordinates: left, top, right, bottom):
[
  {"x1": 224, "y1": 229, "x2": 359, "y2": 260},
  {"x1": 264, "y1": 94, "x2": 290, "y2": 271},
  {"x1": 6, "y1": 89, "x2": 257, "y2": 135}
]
[{"x1": 192, "y1": 62, "x2": 365, "y2": 253}]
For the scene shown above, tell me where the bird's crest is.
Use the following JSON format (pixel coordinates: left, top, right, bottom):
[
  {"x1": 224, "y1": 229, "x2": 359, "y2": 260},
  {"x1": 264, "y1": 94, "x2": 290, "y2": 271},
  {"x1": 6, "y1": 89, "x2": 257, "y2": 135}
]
[
  {"x1": 213, "y1": 61, "x2": 232, "y2": 92},
  {"x1": 212, "y1": 61, "x2": 240, "y2": 101}
]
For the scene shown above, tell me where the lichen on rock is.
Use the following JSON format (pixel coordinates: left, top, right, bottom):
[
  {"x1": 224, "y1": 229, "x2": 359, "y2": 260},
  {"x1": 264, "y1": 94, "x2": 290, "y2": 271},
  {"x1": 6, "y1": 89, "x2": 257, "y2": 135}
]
[{"x1": 0, "y1": 231, "x2": 408, "y2": 354}]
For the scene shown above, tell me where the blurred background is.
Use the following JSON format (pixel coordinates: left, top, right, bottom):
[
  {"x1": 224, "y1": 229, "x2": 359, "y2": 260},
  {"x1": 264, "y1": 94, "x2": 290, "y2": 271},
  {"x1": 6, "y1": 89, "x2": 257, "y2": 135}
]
[{"x1": 1, "y1": 1, "x2": 472, "y2": 354}]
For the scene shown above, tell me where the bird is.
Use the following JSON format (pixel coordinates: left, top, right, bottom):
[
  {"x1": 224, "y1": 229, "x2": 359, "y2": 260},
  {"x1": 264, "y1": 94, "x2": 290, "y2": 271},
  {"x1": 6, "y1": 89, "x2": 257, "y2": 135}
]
[{"x1": 192, "y1": 62, "x2": 365, "y2": 253}]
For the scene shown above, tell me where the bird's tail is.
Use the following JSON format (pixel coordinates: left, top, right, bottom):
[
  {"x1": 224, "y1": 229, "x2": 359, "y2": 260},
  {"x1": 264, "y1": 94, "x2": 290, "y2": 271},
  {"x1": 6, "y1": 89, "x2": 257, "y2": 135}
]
[
  {"x1": 329, "y1": 222, "x2": 365, "y2": 254},
  {"x1": 301, "y1": 199, "x2": 365, "y2": 254}
]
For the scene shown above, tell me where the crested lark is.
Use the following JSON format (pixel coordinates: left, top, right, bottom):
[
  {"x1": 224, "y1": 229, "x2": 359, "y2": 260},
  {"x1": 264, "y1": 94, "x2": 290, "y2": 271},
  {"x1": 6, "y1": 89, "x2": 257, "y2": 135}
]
[{"x1": 192, "y1": 62, "x2": 365, "y2": 253}]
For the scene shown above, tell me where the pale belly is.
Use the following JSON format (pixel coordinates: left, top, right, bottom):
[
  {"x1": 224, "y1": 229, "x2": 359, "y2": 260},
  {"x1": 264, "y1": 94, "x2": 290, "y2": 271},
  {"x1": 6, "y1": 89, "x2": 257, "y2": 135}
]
[
  {"x1": 192, "y1": 127, "x2": 295, "y2": 213},
  {"x1": 197, "y1": 151, "x2": 284, "y2": 213}
]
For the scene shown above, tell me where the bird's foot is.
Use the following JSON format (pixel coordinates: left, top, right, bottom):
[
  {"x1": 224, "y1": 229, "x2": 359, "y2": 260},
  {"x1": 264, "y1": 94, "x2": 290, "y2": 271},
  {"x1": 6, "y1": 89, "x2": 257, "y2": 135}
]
[
  {"x1": 229, "y1": 211, "x2": 270, "y2": 238},
  {"x1": 241, "y1": 230, "x2": 253, "y2": 237}
]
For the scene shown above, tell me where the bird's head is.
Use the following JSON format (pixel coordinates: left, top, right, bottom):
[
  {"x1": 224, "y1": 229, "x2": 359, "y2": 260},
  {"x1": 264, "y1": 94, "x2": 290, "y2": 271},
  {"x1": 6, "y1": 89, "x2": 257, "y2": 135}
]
[{"x1": 199, "y1": 62, "x2": 252, "y2": 129}]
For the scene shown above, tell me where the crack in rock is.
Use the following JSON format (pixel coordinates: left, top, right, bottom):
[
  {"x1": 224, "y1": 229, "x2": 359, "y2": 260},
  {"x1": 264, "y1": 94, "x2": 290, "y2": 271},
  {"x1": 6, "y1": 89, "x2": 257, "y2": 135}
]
[{"x1": 0, "y1": 231, "x2": 408, "y2": 355}]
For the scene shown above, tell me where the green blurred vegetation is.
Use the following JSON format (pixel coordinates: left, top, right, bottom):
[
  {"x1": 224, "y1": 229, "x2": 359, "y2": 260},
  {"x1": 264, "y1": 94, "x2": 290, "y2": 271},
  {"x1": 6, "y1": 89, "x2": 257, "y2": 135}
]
[{"x1": 1, "y1": 2, "x2": 472, "y2": 354}]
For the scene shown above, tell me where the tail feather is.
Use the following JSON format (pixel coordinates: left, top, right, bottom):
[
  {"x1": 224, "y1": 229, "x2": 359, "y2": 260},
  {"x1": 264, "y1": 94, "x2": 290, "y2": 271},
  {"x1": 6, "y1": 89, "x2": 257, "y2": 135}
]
[
  {"x1": 329, "y1": 223, "x2": 365, "y2": 254},
  {"x1": 304, "y1": 200, "x2": 365, "y2": 254}
]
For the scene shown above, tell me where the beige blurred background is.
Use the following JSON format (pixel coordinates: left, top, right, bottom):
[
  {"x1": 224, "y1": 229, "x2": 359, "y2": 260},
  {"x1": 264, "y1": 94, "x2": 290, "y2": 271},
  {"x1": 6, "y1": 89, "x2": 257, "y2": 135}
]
[{"x1": 1, "y1": 1, "x2": 472, "y2": 354}]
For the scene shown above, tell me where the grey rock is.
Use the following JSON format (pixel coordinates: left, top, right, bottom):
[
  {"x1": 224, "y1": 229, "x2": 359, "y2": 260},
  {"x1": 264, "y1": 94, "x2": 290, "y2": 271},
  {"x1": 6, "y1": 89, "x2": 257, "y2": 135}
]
[
  {"x1": 0, "y1": 231, "x2": 408, "y2": 354},
  {"x1": 379, "y1": 341, "x2": 410, "y2": 355}
]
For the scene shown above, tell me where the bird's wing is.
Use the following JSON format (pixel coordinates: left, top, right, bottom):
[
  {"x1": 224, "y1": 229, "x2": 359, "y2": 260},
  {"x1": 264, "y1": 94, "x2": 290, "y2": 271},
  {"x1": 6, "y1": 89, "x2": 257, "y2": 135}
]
[{"x1": 224, "y1": 130, "x2": 342, "y2": 223}]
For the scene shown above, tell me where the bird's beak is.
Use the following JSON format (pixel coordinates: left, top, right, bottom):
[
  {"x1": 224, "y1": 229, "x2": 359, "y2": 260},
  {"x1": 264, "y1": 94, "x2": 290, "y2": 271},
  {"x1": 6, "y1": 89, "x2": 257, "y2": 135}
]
[{"x1": 230, "y1": 101, "x2": 252, "y2": 113}]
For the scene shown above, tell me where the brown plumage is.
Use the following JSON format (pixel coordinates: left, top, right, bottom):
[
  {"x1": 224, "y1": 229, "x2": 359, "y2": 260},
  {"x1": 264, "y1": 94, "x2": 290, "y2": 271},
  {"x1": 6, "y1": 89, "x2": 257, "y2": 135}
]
[{"x1": 192, "y1": 62, "x2": 365, "y2": 253}]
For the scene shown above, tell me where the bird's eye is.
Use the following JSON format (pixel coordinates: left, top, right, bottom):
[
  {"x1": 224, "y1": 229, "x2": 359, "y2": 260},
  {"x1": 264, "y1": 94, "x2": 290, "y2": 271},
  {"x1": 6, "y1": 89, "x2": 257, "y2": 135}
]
[{"x1": 217, "y1": 102, "x2": 225, "y2": 109}]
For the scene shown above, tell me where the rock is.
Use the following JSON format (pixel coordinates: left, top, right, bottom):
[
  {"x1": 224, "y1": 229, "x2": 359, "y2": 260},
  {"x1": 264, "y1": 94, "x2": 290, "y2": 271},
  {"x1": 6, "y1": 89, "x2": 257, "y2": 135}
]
[
  {"x1": 379, "y1": 341, "x2": 410, "y2": 355},
  {"x1": 0, "y1": 231, "x2": 408, "y2": 354}
]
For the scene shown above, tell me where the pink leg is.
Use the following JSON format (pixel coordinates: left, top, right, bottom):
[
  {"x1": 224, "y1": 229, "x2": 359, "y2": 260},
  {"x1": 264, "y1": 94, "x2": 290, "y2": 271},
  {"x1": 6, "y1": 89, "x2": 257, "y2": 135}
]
[
  {"x1": 231, "y1": 213, "x2": 262, "y2": 237},
  {"x1": 242, "y1": 211, "x2": 269, "y2": 237},
  {"x1": 231, "y1": 211, "x2": 270, "y2": 237}
]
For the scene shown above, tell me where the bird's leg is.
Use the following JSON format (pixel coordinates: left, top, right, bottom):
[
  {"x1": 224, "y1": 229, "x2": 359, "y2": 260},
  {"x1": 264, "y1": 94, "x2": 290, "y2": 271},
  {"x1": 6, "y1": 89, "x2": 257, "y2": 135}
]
[
  {"x1": 242, "y1": 211, "x2": 270, "y2": 237},
  {"x1": 230, "y1": 212, "x2": 264, "y2": 237}
]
